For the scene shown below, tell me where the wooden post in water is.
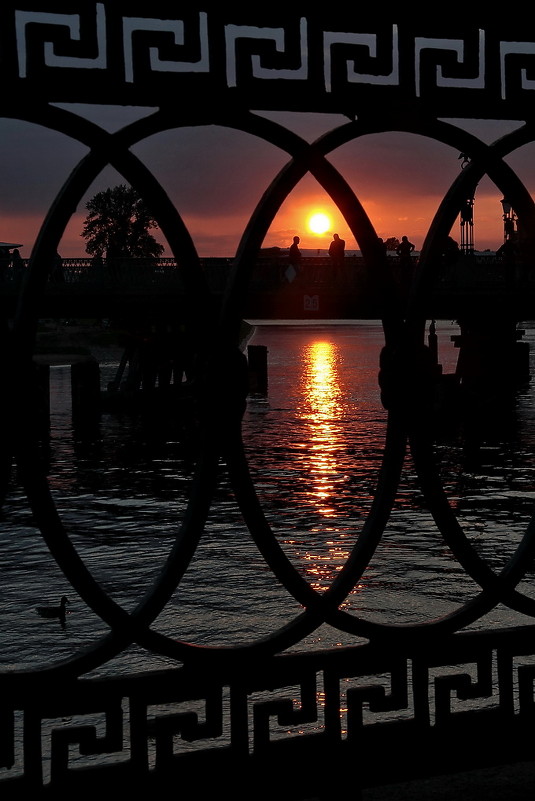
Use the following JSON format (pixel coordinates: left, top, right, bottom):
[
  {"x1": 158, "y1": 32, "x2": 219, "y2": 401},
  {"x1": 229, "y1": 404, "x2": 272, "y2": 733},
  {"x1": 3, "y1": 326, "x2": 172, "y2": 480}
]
[
  {"x1": 428, "y1": 320, "x2": 438, "y2": 366},
  {"x1": 247, "y1": 344, "x2": 268, "y2": 395},
  {"x1": 71, "y1": 357, "x2": 101, "y2": 424},
  {"x1": 33, "y1": 363, "x2": 50, "y2": 433}
]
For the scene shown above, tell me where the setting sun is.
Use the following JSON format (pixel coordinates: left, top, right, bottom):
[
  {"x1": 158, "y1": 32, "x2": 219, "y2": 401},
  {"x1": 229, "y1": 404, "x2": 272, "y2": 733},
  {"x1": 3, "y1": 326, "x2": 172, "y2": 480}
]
[{"x1": 307, "y1": 212, "x2": 331, "y2": 235}]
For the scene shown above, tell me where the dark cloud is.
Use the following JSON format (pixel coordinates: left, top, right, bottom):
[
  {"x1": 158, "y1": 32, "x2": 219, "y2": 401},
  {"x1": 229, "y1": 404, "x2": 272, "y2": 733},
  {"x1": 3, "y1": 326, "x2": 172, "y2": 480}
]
[
  {"x1": 0, "y1": 118, "x2": 86, "y2": 215},
  {"x1": 133, "y1": 124, "x2": 288, "y2": 217}
]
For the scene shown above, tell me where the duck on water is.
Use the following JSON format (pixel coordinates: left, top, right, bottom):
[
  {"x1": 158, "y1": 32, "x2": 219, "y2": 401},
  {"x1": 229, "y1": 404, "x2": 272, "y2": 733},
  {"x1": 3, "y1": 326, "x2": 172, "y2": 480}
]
[{"x1": 36, "y1": 596, "x2": 69, "y2": 626}]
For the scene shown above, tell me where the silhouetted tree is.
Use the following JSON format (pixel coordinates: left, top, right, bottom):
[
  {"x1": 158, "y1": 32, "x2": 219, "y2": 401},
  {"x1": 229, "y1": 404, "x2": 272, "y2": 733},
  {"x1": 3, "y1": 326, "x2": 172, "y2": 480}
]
[
  {"x1": 81, "y1": 184, "x2": 164, "y2": 259},
  {"x1": 384, "y1": 236, "x2": 400, "y2": 252}
]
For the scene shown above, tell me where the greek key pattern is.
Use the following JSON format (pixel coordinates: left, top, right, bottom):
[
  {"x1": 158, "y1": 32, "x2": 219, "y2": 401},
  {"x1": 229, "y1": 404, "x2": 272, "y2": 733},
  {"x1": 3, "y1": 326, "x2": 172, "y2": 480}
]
[
  {"x1": 15, "y1": 4, "x2": 107, "y2": 77},
  {"x1": 6, "y1": 4, "x2": 535, "y2": 111},
  {"x1": 0, "y1": 642, "x2": 533, "y2": 787},
  {"x1": 4, "y1": 4, "x2": 535, "y2": 795},
  {"x1": 414, "y1": 29, "x2": 485, "y2": 97}
]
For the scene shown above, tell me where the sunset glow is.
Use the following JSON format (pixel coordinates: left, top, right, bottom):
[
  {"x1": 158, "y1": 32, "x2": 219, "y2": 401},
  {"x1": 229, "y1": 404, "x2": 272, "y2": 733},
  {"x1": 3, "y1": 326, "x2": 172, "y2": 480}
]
[
  {"x1": 307, "y1": 211, "x2": 332, "y2": 235},
  {"x1": 0, "y1": 116, "x2": 522, "y2": 258}
]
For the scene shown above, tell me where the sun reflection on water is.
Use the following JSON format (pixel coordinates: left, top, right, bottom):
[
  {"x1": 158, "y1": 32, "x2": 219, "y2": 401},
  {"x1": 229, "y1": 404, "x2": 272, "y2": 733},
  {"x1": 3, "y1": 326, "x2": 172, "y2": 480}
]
[
  {"x1": 245, "y1": 328, "x2": 387, "y2": 597},
  {"x1": 298, "y1": 340, "x2": 344, "y2": 518},
  {"x1": 290, "y1": 340, "x2": 360, "y2": 591}
]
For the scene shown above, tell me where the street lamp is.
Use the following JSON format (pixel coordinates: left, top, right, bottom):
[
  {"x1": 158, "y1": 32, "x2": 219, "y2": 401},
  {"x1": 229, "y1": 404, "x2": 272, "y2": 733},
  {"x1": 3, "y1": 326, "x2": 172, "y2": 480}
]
[
  {"x1": 460, "y1": 196, "x2": 474, "y2": 255},
  {"x1": 500, "y1": 197, "x2": 516, "y2": 242}
]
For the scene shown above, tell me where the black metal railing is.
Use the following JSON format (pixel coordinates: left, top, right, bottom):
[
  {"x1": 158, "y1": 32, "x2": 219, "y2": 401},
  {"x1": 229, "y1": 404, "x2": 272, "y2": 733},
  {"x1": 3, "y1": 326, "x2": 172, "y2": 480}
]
[
  {"x1": 1, "y1": 624, "x2": 534, "y2": 797},
  {"x1": 3, "y1": 7, "x2": 535, "y2": 796},
  {"x1": 2, "y1": 253, "x2": 533, "y2": 305}
]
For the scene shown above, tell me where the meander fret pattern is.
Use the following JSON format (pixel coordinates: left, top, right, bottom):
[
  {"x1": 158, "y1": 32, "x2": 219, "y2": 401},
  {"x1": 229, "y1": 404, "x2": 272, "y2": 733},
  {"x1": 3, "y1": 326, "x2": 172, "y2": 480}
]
[
  {"x1": 4, "y1": 6, "x2": 535, "y2": 115},
  {"x1": 1, "y1": 3, "x2": 535, "y2": 794},
  {"x1": 1, "y1": 637, "x2": 534, "y2": 790}
]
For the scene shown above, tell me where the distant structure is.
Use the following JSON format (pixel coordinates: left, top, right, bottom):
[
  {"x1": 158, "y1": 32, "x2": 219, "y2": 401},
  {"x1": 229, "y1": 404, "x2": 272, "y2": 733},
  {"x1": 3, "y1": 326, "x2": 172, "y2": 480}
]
[
  {"x1": 460, "y1": 196, "x2": 474, "y2": 255},
  {"x1": 501, "y1": 197, "x2": 518, "y2": 244}
]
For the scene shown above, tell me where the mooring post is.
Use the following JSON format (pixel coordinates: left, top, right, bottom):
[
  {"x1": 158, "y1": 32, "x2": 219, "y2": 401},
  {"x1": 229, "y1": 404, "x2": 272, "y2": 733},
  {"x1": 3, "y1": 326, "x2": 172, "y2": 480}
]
[
  {"x1": 247, "y1": 344, "x2": 268, "y2": 395},
  {"x1": 71, "y1": 357, "x2": 101, "y2": 423},
  {"x1": 33, "y1": 362, "x2": 50, "y2": 432},
  {"x1": 428, "y1": 319, "x2": 438, "y2": 366}
]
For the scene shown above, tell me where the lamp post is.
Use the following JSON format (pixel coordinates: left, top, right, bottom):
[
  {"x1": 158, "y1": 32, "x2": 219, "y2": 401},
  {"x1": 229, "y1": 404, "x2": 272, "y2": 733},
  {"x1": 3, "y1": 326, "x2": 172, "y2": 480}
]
[
  {"x1": 460, "y1": 196, "x2": 474, "y2": 255},
  {"x1": 458, "y1": 153, "x2": 474, "y2": 255},
  {"x1": 500, "y1": 197, "x2": 516, "y2": 243}
]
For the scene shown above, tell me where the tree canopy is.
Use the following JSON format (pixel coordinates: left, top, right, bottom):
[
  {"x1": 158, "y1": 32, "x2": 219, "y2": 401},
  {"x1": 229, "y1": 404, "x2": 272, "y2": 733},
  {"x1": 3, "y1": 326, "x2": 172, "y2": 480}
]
[
  {"x1": 384, "y1": 236, "x2": 400, "y2": 252},
  {"x1": 81, "y1": 184, "x2": 164, "y2": 259}
]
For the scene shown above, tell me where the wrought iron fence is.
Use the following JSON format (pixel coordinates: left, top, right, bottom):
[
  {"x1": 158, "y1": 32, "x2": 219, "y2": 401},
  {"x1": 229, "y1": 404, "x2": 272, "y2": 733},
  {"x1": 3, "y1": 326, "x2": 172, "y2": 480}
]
[
  {"x1": 1, "y1": 625, "x2": 534, "y2": 798},
  {"x1": 3, "y1": 6, "x2": 535, "y2": 797}
]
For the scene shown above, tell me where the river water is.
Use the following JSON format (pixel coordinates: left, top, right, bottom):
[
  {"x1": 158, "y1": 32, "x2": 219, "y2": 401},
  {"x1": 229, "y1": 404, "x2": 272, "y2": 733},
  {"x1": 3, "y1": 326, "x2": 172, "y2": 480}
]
[{"x1": 2, "y1": 319, "x2": 535, "y2": 676}]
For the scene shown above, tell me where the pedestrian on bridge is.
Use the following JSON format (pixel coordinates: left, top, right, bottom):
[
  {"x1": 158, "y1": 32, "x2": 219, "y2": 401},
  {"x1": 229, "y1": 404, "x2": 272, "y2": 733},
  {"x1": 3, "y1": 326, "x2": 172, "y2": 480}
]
[
  {"x1": 395, "y1": 235, "x2": 416, "y2": 294},
  {"x1": 328, "y1": 232, "x2": 345, "y2": 279},
  {"x1": 396, "y1": 235, "x2": 415, "y2": 265},
  {"x1": 289, "y1": 235, "x2": 301, "y2": 264},
  {"x1": 288, "y1": 235, "x2": 302, "y2": 278},
  {"x1": 328, "y1": 233, "x2": 345, "y2": 266},
  {"x1": 10, "y1": 248, "x2": 24, "y2": 284}
]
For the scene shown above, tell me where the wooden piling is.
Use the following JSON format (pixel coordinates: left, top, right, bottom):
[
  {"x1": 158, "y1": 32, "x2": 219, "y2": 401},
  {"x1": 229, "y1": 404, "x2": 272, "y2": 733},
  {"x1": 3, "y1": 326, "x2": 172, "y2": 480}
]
[
  {"x1": 247, "y1": 344, "x2": 268, "y2": 395},
  {"x1": 71, "y1": 357, "x2": 101, "y2": 423},
  {"x1": 33, "y1": 363, "x2": 50, "y2": 432}
]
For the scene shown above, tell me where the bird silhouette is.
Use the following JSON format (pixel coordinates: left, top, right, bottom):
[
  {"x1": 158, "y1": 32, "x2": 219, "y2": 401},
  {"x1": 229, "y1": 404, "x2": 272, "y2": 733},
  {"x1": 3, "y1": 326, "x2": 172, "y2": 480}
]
[{"x1": 36, "y1": 596, "x2": 69, "y2": 626}]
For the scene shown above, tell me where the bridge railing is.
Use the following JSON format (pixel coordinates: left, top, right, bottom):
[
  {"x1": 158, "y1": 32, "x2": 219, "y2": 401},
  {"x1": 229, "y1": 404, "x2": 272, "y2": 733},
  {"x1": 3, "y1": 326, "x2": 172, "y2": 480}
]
[{"x1": 3, "y1": 253, "x2": 532, "y2": 293}]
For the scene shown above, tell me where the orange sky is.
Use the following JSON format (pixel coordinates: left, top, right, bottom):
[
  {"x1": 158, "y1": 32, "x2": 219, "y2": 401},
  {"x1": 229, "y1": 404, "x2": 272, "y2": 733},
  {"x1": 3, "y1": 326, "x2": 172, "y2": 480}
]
[
  {"x1": 2, "y1": 189, "x2": 508, "y2": 258},
  {"x1": 0, "y1": 110, "x2": 528, "y2": 258}
]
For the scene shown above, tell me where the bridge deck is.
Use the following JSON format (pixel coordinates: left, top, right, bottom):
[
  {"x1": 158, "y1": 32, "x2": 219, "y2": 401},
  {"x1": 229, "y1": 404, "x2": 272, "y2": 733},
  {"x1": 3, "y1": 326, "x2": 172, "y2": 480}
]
[{"x1": 1, "y1": 254, "x2": 531, "y2": 321}]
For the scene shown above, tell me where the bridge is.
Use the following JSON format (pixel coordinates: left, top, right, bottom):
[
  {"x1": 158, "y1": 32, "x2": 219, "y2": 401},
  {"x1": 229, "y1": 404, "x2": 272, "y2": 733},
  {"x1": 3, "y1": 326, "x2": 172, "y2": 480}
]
[
  {"x1": 2, "y1": 252, "x2": 533, "y2": 321},
  {"x1": 6, "y1": 253, "x2": 533, "y2": 398},
  {"x1": 3, "y1": 6, "x2": 535, "y2": 799}
]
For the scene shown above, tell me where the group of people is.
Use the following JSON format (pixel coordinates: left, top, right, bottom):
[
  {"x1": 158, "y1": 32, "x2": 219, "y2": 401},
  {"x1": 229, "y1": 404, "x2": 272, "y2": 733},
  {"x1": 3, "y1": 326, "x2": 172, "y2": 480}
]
[
  {"x1": 289, "y1": 232, "x2": 420, "y2": 267},
  {"x1": 289, "y1": 232, "x2": 346, "y2": 268},
  {"x1": 285, "y1": 229, "x2": 519, "y2": 290}
]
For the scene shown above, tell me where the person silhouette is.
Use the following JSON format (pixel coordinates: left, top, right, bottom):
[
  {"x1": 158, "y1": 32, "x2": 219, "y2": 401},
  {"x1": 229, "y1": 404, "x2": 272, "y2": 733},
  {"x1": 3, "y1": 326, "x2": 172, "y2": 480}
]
[
  {"x1": 396, "y1": 235, "x2": 415, "y2": 266},
  {"x1": 328, "y1": 233, "x2": 345, "y2": 267},
  {"x1": 10, "y1": 248, "x2": 24, "y2": 283},
  {"x1": 289, "y1": 235, "x2": 302, "y2": 270}
]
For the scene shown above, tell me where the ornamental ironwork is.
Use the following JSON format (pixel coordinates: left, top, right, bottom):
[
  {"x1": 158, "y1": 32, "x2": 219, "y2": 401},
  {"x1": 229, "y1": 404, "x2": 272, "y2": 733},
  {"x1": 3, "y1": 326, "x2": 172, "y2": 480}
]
[
  {"x1": 5, "y1": 7, "x2": 535, "y2": 118},
  {"x1": 1, "y1": 4, "x2": 535, "y2": 797}
]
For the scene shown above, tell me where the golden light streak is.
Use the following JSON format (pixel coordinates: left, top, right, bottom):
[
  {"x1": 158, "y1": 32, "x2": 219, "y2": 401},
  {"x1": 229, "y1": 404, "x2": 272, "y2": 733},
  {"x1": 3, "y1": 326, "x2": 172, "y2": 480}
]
[{"x1": 298, "y1": 341, "x2": 342, "y2": 518}]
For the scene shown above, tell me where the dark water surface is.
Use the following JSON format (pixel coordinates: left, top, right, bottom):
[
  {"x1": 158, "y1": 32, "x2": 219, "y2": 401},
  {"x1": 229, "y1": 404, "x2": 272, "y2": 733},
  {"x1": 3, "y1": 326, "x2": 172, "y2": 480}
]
[{"x1": 2, "y1": 320, "x2": 535, "y2": 675}]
